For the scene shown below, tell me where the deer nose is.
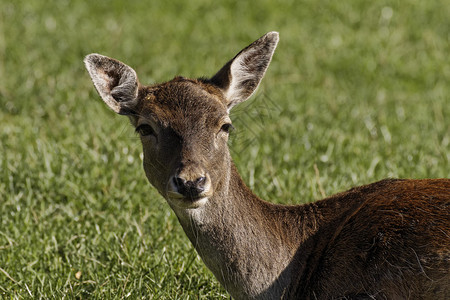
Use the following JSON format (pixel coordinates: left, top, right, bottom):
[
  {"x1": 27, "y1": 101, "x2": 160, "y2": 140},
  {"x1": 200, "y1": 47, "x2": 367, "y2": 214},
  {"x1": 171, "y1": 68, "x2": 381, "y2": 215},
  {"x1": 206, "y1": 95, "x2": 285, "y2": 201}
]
[{"x1": 172, "y1": 175, "x2": 207, "y2": 198}]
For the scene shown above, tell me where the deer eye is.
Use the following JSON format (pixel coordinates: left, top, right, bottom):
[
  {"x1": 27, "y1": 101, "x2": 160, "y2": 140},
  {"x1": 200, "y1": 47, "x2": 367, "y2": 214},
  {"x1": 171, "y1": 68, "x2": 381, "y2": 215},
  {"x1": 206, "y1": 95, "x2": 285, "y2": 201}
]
[
  {"x1": 220, "y1": 123, "x2": 234, "y2": 134},
  {"x1": 135, "y1": 124, "x2": 155, "y2": 137}
]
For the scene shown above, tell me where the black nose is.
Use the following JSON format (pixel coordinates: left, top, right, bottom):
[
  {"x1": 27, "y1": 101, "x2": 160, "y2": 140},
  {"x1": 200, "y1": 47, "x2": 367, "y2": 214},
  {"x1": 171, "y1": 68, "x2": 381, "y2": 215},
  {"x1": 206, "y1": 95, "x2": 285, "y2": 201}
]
[{"x1": 172, "y1": 176, "x2": 206, "y2": 199}]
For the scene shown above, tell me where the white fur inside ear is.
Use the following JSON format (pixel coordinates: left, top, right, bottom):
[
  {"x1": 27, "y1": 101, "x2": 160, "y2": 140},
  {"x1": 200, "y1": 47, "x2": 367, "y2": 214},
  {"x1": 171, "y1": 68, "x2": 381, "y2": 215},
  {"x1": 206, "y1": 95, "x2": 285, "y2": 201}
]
[
  {"x1": 222, "y1": 31, "x2": 279, "y2": 110},
  {"x1": 225, "y1": 47, "x2": 260, "y2": 105},
  {"x1": 86, "y1": 65, "x2": 122, "y2": 113},
  {"x1": 84, "y1": 54, "x2": 139, "y2": 114}
]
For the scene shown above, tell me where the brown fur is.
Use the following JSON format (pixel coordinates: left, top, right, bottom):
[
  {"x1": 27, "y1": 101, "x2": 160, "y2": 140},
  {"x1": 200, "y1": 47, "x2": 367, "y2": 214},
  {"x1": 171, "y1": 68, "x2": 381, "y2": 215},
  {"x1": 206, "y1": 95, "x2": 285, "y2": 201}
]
[{"x1": 84, "y1": 32, "x2": 450, "y2": 299}]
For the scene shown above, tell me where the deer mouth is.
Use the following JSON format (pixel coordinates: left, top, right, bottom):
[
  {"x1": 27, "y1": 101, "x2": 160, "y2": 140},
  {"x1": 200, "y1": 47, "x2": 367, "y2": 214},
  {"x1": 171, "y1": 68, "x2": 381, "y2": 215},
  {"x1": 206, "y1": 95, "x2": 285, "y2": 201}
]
[
  {"x1": 166, "y1": 191, "x2": 208, "y2": 201},
  {"x1": 166, "y1": 177, "x2": 212, "y2": 208},
  {"x1": 166, "y1": 192, "x2": 210, "y2": 209}
]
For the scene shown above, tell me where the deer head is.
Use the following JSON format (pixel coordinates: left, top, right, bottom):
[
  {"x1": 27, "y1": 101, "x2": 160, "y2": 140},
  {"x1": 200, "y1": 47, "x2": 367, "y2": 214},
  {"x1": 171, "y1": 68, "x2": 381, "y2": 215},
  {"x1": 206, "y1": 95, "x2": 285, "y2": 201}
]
[{"x1": 85, "y1": 32, "x2": 279, "y2": 210}]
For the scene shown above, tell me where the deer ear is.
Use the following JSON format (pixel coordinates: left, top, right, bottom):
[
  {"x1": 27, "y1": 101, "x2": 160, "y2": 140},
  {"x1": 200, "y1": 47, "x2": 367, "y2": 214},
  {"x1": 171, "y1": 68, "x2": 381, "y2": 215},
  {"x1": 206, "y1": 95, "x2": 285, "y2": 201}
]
[
  {"x1": 84, "y1": 54, "x2": 139, "y2": 115},
  {"x1": 210, "y1": 31, "x2": 279, "y2": 110}
]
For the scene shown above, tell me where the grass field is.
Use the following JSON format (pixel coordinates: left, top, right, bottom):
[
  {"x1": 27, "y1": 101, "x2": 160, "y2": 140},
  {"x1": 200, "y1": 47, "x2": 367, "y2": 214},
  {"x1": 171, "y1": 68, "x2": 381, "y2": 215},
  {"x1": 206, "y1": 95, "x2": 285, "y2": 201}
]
[{"x1": 1, "y1": 0, "x2": 449, "y2": 298}]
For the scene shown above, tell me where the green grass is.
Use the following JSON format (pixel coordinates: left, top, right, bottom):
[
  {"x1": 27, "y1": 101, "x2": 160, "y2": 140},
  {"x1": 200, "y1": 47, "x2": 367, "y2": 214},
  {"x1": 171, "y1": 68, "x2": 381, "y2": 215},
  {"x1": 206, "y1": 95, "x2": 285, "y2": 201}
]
[{"x1": 1, "y1": 0, "x2": 448, "y2": 298}]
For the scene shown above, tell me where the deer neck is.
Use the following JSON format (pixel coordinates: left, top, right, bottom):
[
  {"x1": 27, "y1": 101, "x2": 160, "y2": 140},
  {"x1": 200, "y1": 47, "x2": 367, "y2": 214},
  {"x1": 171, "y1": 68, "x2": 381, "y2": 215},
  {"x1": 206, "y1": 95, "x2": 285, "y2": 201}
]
[{"x1": 168, "y1": 162, "x2": 316, "y2": 299}]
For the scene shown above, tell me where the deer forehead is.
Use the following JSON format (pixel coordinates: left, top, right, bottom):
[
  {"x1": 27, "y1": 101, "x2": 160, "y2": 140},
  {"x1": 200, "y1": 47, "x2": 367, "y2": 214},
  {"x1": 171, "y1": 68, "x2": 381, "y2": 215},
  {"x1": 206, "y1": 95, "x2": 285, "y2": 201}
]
[{"x1": 138, "y1": 79, "x2": 230, "y2": 132}]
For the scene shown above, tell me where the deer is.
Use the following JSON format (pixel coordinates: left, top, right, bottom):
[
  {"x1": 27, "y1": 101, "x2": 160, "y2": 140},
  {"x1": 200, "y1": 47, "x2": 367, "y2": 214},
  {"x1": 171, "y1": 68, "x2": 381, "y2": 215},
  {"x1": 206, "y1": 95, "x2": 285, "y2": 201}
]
[{"x1": 84, "y1": 32, "x2": 449, "y2": 299}]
